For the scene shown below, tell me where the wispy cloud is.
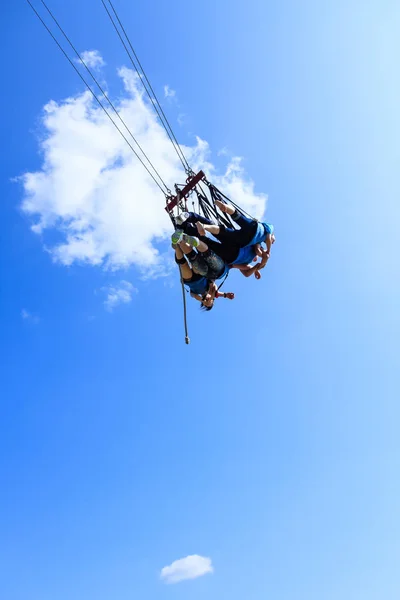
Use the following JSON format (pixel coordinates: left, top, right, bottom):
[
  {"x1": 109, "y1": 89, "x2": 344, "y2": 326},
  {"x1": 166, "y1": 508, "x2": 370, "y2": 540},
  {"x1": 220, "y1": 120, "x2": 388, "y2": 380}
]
[
  {"x1": 102, "y1": 280, "x2": 136, "y2": 311},
  {"x1": 177, "y1": 113, "x2": 187, "y2": 126},
  {"x1": 77, "y1": 50, "x2": 105, "y2": 70},
  {"x1": 164, "y1": 84, "x2": 176, "y2": 99},
  {"x1": 218, "y1": 146, "x2": 229, "y2": 156},
  {"x1": 160, "y1": 555, "x2": 214, "y2": 584},
  {"x1": 21, "y1": 309, "x2": 40, "y2": 324},
  {"x1": 19, "y1": 51, "x2": 267, "y2": 277}
]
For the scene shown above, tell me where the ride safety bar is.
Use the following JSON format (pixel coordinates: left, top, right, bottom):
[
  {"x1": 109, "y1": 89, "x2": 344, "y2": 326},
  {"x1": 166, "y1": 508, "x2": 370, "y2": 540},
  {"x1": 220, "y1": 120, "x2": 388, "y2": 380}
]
[{"x1": 165, "y1": 170, "x2": 205, "y2": 212}]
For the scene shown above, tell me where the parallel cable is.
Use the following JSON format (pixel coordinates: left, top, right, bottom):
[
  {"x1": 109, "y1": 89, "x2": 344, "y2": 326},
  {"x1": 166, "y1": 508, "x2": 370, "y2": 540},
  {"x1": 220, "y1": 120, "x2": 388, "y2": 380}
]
[
  {"x1": 26, "y1": 0, "x2": 169, "y2": 196},
  {"x1": 39, "y1": 0, "x2": 170, "y2": 194},
  {"x1": 101, "y1": 0, "x2": 192, "y2": 174},
  {"x1": 102, "y1": 0, "x2": 190, "y2": 170}
]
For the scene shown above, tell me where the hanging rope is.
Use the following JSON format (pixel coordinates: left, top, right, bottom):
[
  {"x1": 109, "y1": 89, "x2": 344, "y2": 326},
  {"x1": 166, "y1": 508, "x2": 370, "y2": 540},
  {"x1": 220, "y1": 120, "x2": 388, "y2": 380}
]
[
  {"x1": 27, "y1": 0, "x2": 170, "y2": 197},
  {"x1": 101, "y1": 0, "x2": 193, "y2": 174},
  {"x1": 169, "y1": 195, "x2": 191, "y2": 345},
  {"x1": 179, "y1": 274, "x2": 190, "y2": 345}
]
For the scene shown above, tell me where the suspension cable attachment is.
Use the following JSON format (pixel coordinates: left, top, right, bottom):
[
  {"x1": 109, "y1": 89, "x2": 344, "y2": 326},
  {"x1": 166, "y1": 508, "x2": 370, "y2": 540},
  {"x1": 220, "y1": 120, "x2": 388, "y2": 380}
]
[{"x1": 165, "y1": 170, "x2": 205, "y2": 213}]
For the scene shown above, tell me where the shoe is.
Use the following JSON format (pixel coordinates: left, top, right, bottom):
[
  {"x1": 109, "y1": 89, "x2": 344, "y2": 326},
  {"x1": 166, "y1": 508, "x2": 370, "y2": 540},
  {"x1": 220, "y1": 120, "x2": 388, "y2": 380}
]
[
  {"x1": 176, "y1": 212, "x2": 190, "y2": 226},
  {"x1": 171, "y1": 230, "x2": 184, "y2": 245},
  {"x1": 182, "y1": 234, "x2": 200, "y2": 248}
]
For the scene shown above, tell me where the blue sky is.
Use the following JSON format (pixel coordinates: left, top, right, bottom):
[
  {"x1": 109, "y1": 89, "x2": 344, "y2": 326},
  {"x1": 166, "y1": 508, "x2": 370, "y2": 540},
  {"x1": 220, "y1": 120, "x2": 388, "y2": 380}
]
[{"x1": 1, "y1": 0, "x2": 400, "y2": 598}]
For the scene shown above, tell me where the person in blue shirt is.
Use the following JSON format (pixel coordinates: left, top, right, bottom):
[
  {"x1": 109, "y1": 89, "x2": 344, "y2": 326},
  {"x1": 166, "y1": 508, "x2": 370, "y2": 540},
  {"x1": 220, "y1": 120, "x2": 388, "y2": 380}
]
[
  {"x1": 175, "y1": 200, "x2": 275, "y2": 278},
  {"x1": 173, "y1": 242, "x2": 235, "y2": 310}
]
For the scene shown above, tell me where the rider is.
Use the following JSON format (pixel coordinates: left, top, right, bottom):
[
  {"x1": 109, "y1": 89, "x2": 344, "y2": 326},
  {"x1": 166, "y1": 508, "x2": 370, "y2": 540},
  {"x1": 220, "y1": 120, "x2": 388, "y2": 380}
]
[
  {"x1": 173, "y1": 241, "x2": 235, "y2": 310},
  {"x1": 175, "y1": 199, "x2": 275, "y2": 278}
]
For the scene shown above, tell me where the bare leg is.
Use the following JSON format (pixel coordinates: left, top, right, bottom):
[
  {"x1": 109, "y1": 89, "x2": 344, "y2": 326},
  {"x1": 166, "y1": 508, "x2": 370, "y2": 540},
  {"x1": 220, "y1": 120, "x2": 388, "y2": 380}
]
[
  {"x1": 195, "y1": 222, "x2": 206, "y2": 237},
  {"x1": 179, "y1": 241, "x2": 194, "y2": 255},
  {"x1": 196, "y1": 240, "x2": 209, "y2": 253},
  {"x1": 175, "y1": 246, "x2": 192, "y2": 280},
  {"x1": 179, "y1": 241, "x2": 206, "y2": 276},
  {"x1": 196, "y1": 221, "x2": 221, "y2": 237},
  {"x1": 215, "y1": 199, "x2": 236, "y2": 215},
  {"x1": 180, "y1": 238, "x2": 209, "y2": 253}
]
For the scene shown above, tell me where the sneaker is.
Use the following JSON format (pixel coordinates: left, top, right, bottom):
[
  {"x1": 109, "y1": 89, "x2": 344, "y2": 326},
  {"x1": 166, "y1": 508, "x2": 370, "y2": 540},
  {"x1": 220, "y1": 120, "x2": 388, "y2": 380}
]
[
  {"x1": 171, "y1": 230, "x2": 184, "y2": 245},
  {"x1": 176, "y1": 212, "x2": 190, "y2": 226},
  {"x1": 182, "y1": 233, "x2": 200, "y2": 248}
]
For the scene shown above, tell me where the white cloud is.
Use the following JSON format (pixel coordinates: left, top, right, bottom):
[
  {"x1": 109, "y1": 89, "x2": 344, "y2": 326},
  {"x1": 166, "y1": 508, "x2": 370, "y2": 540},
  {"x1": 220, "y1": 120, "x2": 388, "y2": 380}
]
[
  {"x1": 21, "y1": 309, "x2": 40, "y2": 324},
  {"x1": 218, "y1": 146, "x2": 229, "y2": 156},
  {"x1": 160, "y1": 555, "x2": 214, "y2": 584},
  {"x1": 164, "y1": 84, "x2": 176, "y2": 99},
  {"x1": 102, "y1": 280, "x2": 136, "y2": 311},
  {"x1": 19, "y1": 59, "x2": 267, "y2": 278},
  {"x1": 77, "y1": 50, "x2": 105, "y2": 70}
]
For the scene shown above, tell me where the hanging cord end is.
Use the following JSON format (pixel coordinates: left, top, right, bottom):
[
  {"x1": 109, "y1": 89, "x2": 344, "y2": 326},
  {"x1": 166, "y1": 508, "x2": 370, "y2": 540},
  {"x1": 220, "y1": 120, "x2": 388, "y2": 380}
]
[{"x1": 185, "y1": 336, "x2": 190, "y2": 345}]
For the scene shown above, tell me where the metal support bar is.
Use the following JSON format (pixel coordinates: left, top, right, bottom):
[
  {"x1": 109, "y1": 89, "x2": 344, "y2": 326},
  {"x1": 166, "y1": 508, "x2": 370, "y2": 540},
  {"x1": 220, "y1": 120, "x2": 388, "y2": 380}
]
[{"x1": 165, "y1": 170, "x2": 205, "y2": 212}]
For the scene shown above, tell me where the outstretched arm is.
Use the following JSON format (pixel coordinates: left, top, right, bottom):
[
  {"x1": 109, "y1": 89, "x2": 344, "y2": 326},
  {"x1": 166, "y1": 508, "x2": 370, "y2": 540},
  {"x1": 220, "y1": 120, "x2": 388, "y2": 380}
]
[
  {"x1": 215, "y1": 291, "x2": 235, "y2": 299},
  {"x1": 233, "y1": 263, "x2": 261, "y2": 278}
]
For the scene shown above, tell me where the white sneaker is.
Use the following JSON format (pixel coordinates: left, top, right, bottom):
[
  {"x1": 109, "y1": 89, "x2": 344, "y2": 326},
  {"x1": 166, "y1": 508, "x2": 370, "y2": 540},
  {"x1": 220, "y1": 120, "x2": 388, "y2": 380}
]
[{"x1": 176, "y1": 212, "x2": 190, "y2": 226}]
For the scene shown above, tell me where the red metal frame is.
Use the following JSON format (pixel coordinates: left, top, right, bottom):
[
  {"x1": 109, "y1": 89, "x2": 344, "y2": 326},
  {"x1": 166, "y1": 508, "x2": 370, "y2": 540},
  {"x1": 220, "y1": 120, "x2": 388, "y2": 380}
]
[{"x1": 165, "y1": 170, "x2": 205, "y2": 212}]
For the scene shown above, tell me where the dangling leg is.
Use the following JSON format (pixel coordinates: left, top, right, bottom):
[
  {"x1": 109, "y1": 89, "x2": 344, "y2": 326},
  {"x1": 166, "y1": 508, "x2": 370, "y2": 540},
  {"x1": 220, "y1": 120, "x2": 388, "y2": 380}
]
[
  {"x1": 177, "y1": 211, "x2": 213, "y2": 229},
  {"x1": 174, "y1": 245, "x2": 193, "y2": 281},
  {"x1": 178, "y1": 241, "x2": 208, "y2": 277},
  {"x1": 178, "y1": 212, "x2": 215, "y2": 237},
  {"x1": 216, "y1": 200, "x2": 258, "y2": 241},
  {"x1": 214, "y1": 199, "x2": 236, "y2": 216},
  {"x1": 193, "y1": 223, "x2": 240, "y2": 264},
  {"x1": 195, "y1": 216, "x2": 257, "y2": 248},
  {"x1": 177, "y1": 207, "x2": 254, "y2": 247},
  {"x1": 196, "y1": 221, "x2": 221, "y2": 237}
]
